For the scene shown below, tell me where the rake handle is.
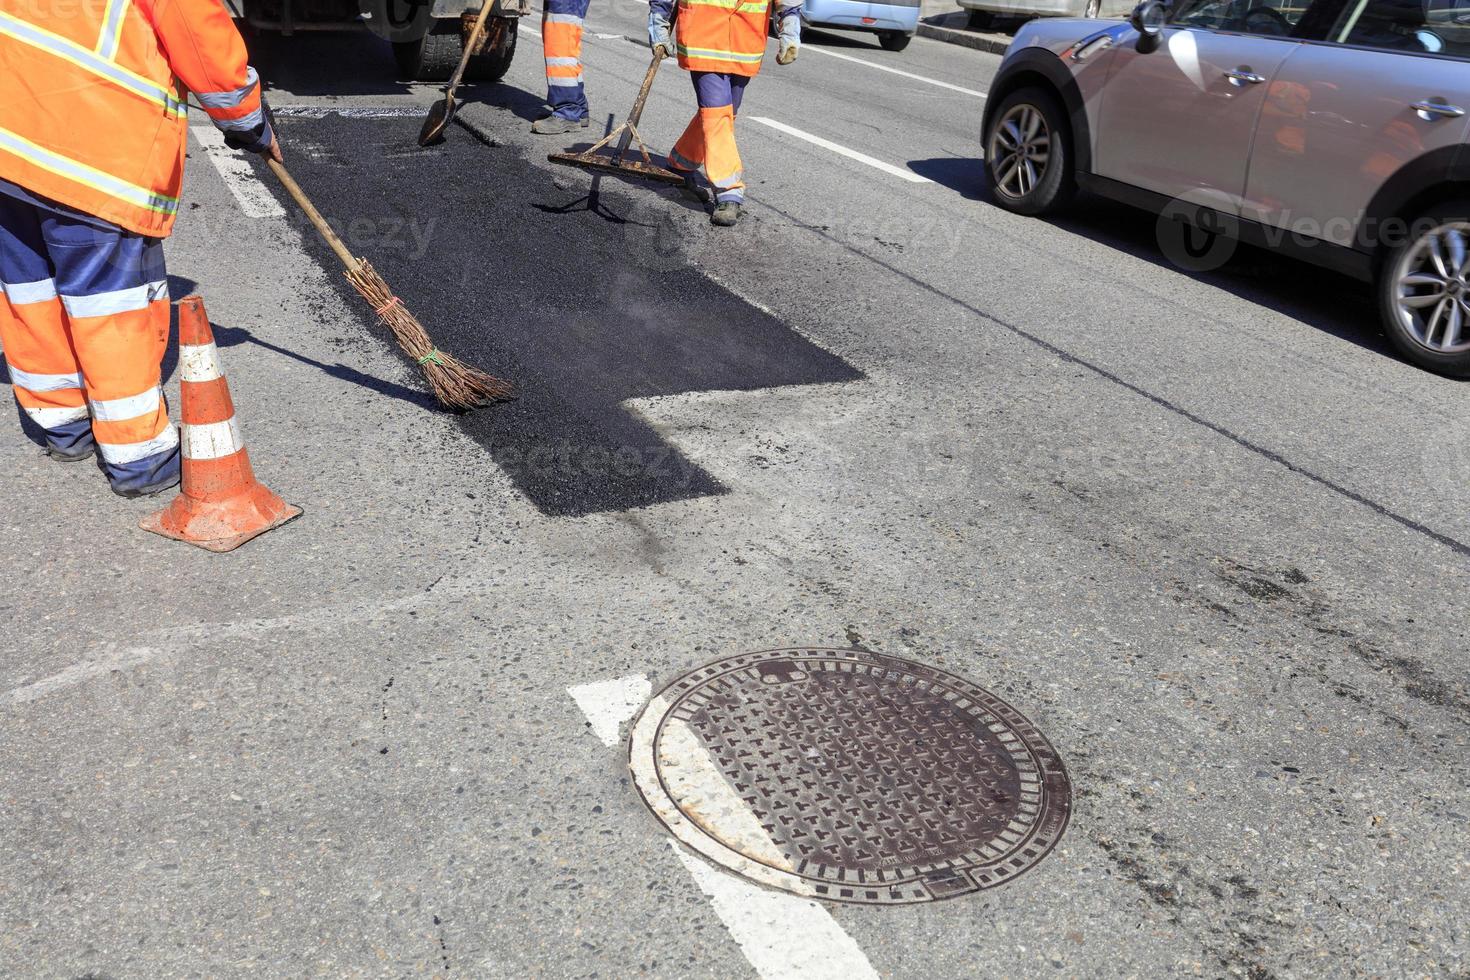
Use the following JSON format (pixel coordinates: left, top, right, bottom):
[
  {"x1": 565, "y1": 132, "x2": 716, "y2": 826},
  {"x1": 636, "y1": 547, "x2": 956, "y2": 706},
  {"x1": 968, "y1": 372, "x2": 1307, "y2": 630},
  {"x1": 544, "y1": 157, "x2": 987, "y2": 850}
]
[
  {"x1": 614, "y1": 53, "x2": 664, "y2": 162},
  {"x1": 447, "y1": 0, "x2": 500, "y2": 95},
  {"x1": 267, "y1": 157, "x2": 359, "y2": 272}
]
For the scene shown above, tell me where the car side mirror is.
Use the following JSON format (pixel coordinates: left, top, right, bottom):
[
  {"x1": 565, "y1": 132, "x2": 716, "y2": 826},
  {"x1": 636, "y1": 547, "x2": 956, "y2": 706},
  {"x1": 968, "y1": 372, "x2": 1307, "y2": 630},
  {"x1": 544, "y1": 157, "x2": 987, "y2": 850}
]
[{"x1": 1130, "y1": 0, "x2": 1168, "y2": 51}]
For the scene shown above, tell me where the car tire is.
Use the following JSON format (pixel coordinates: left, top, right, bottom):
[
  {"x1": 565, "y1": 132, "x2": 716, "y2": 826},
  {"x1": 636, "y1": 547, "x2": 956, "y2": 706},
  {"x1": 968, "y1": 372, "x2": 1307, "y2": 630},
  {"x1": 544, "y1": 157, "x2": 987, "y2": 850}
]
[
  {"x1": 1377, "y1": 201, "x2": 1470, "y2": 376},
  {"x1": 879, "y1": 30, "x2": 912, "y2": 50},
  {"x1": 984, "y1": 86, "x2": 1075, "y2": 216}
]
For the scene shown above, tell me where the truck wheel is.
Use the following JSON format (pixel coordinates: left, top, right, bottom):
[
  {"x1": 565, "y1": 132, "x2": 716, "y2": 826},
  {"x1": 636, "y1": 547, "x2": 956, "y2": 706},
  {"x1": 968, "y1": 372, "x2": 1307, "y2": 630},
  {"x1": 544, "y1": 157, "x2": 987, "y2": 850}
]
[
  {"x1": 464, "y1": 17, "x2": 518, "y2": 83},
  {"x1": 393, "y1": 22, "x2": 463, "y2": 81},
  {"x1": 878, "y1": 30, "x2": 911, "y2": 50}
]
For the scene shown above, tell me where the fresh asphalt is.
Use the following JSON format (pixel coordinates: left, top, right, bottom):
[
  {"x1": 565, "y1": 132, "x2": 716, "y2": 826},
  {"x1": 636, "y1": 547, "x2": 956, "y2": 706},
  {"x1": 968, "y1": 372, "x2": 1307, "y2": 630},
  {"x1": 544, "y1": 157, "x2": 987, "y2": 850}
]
[{"x1": 2, "y1": 9, "x2": 1468, "y2": 978}]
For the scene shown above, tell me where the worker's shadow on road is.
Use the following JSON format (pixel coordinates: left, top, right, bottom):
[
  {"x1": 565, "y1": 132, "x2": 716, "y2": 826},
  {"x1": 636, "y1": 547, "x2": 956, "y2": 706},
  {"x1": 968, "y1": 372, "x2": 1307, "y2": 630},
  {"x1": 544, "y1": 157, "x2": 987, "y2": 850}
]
[{"x1": 160, "y1": 281, "x2": 438, "y2": 410}]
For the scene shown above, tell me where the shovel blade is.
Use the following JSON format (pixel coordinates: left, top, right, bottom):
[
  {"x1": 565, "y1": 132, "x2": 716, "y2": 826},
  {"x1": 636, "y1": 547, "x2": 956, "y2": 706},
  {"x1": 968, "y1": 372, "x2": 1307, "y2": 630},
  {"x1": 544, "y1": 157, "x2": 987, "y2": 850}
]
[{"x1": 418, "y1": 95, "x2": 455, "y2": 146}]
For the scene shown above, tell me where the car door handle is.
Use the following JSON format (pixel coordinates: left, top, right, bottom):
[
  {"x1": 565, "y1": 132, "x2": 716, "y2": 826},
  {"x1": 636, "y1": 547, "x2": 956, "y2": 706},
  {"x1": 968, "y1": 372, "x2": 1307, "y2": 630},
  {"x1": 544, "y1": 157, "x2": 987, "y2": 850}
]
[
  {"x1": 1413, "y1": 101, "x2": 1467, "y2": 120},
  {"x1": 1223, "y1": 68, "x2": 1266, "y2": 85}
]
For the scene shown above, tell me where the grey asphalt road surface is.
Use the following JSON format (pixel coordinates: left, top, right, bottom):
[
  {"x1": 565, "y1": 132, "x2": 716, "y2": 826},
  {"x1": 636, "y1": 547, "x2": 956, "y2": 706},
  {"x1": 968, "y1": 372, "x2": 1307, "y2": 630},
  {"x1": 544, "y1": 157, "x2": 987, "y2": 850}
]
[{"x1": 2, "y1": 9, "x2": 1468, "y2": 979}]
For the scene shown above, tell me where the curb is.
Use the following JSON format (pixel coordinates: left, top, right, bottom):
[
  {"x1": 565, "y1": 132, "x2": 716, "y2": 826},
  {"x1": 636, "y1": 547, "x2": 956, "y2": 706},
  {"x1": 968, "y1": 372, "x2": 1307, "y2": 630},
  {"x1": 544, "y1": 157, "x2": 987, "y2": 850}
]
[{"x1": 915, "y1": 21, "x2": 1012, "y2": 53}]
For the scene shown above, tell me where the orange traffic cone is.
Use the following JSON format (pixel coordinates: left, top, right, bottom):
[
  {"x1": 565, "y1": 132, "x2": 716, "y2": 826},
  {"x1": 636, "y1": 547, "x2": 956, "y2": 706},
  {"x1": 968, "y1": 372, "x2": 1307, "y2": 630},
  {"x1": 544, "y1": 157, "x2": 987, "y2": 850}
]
[{"x1": 141, "y1": 296, "x2": 301, "y2": 552}]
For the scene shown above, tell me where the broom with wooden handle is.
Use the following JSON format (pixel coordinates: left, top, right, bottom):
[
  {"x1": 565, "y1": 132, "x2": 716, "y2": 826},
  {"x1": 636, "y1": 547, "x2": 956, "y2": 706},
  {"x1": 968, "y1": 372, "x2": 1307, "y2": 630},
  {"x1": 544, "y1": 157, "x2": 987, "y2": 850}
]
[{"x1": 266, "y1": 158, "x2": 515, "y2": 410}]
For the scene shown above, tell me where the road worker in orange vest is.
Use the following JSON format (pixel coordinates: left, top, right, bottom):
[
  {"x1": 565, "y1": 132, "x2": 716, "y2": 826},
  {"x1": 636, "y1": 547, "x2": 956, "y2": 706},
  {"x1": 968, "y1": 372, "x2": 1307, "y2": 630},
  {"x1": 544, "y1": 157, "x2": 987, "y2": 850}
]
[
  {"x1": 0, "y1": 0, "x2": 279, "y2": 497},
  {"x1": 648, "y1": 0, "x2": 800, "y2": 227}
]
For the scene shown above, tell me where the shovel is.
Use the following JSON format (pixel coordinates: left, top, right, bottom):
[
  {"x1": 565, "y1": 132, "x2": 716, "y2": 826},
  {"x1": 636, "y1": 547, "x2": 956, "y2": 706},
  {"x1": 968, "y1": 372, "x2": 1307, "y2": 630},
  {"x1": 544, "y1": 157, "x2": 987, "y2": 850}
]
[
  {"x1": 418, "y1": 0, "x2": 499, "y2": 146},
  {"x1": 548, "y1": 50, "x2": 686, "y2": 185}
]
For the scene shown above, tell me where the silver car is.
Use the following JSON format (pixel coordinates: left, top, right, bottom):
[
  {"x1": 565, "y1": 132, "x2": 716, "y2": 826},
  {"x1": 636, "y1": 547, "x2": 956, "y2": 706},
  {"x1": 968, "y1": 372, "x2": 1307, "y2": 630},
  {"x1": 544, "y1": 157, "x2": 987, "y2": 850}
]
[{"x1": 982, "y1": 0, "x2": 1470, "y2": 375}]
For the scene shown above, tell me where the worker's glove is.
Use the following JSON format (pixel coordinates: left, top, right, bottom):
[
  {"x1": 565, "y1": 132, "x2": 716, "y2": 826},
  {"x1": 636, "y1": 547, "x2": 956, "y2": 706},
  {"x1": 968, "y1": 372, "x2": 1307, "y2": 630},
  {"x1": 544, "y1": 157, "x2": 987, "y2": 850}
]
[
  {"x1": 648, "y1": 11, "x2": 673, "y2": 58},
  {"x1": 223, "y1": 93, "x2": 280, "y2": 161},
  {"x1": 776, "y1": 14, "x2": 799, "y2": 64}
]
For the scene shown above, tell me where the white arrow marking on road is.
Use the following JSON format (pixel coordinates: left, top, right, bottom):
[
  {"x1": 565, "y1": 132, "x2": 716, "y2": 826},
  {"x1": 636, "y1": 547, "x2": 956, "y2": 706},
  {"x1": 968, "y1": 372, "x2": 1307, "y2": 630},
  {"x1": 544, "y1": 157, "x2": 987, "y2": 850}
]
[
  {"x1": 567, "y1": 673, "x2": 879, "y2": 980},
  {"x1": 749, "y1": 117, "x2": 933, "y2": 184},
  {"x1": 803, "y1": 44, "x2": 988, "y2": 99},
  {"x1": 190, "y1": 124, "x2": 285, "y2": 218}
]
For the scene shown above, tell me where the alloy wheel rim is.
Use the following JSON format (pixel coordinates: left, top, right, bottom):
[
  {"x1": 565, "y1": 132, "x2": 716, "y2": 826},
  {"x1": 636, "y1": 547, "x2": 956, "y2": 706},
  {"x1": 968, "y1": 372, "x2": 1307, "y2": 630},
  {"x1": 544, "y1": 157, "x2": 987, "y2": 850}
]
[
  {"x1": 1394, "y1": 220, "x2": 1470, "y2": 354},
  {"x1": 989, "y1": 104, "x2": 1051, "y2": 201}
]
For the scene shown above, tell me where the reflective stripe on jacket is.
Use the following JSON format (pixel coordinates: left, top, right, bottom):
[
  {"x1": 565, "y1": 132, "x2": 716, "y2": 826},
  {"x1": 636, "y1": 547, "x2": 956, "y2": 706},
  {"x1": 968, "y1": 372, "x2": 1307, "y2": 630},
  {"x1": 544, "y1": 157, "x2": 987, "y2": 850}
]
[{"x1": 0, "y1": 0, "x2": 263, "y2": 237}]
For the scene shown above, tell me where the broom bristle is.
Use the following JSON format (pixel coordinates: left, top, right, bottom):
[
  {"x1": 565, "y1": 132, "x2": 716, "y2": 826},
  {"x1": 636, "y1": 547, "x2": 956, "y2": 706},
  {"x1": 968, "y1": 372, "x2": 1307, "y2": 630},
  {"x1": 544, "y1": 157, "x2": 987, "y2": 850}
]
[{"x1": 345, "y1": 259, "x2": 515, "y2": 411}]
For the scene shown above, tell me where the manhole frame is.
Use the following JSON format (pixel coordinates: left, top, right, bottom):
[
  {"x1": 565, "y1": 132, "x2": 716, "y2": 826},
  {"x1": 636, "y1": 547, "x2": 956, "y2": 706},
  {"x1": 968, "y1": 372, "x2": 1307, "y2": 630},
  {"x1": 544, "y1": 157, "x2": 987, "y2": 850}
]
[{"x1": 628, "y1": 647, "x2": 1072, "y2": 905}]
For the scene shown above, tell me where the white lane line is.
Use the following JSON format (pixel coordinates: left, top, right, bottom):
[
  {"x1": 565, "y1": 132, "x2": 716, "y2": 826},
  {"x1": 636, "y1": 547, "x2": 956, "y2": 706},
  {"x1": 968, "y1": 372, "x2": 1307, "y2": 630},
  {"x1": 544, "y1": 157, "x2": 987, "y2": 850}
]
[
  {"x1": 4, "y1": 646, "x2": 157, "y2": 708},
  {"x1": 521, "y1": 21, "x2": 541, "y2": 35},
  {"x1": 568, "y1": 674, "x2": 879, "y2": 980},
  {"x1": 190, "y1": 125, "x2": 284, "y2": 218},
  {"x1": 568, "y1": 674, "x2": 651, "y2": 746},
  {"x1": 671, "y1": 843, "x2": 878, "y2": 980},
  {"x1": 804, "y1": 44, "x2": 987, "y2": 98},
  {"x1": 749, "y1": 116, "x2": 932, "y2": 184}
]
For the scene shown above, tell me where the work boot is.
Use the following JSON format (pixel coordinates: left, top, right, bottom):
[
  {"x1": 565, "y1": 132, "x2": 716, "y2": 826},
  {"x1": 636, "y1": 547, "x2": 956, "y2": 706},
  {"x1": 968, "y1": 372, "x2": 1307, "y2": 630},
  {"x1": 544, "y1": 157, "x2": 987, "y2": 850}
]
[
  {"x1": 46, "y1": 443, "x2": 95, "y2": 463},
  {"x1": 531, "y1": 114, "x2": 590, "y2": 135},
  {"x1": 111, "y1": 471, "x2": 181, "y2": 499},
  {"x1": 710, "y1": 201, "x2": 741, "y2": 227}
]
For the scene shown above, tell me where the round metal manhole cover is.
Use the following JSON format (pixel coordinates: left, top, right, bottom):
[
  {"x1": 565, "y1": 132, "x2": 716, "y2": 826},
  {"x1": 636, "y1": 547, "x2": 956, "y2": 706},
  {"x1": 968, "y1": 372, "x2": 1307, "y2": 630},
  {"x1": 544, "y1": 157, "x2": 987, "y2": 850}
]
[{"x1": 629, "y1": 648, "x2": 1071, "y2": 905}]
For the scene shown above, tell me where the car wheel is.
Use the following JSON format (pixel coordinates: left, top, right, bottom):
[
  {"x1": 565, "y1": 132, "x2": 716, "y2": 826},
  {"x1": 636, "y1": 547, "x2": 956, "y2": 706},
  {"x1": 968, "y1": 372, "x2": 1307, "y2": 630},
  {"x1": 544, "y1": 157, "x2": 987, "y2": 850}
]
[
  {"x1": 878, "y1": 30, "x2": 911, "y2": 50},
  {"x1": 984, "y1": 86, "x2": 1074, "y2": 216},
  {"x1": 1379, "y1": 203, "x2": 1470, "y2": 376}
]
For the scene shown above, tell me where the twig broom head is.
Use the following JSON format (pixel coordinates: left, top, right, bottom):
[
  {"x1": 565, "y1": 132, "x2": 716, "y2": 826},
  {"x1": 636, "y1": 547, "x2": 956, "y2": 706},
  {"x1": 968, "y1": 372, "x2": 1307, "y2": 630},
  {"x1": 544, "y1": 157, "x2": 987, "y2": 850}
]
[{"x1": 345, "y1": 260, "x2": 515, "y2": 411}]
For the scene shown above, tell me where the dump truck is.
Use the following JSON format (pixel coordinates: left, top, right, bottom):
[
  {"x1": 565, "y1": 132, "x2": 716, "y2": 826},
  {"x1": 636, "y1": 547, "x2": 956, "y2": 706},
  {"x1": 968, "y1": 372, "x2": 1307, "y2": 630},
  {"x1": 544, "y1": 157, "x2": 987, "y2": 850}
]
[{"x1": 227, "y1": 0, "x2": 528, "y2": 81}]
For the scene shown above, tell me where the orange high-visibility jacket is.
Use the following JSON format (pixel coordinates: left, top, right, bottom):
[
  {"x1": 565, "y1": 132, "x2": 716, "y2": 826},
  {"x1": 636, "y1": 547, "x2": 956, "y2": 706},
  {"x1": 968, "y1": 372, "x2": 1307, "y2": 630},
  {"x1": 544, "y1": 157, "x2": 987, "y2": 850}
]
[
  {"x1": 673, "y1": 0, "x2": 773, "y2": 75},
  {"x1": 0, "y1": 0, "x2": 264, "y2": 237}
]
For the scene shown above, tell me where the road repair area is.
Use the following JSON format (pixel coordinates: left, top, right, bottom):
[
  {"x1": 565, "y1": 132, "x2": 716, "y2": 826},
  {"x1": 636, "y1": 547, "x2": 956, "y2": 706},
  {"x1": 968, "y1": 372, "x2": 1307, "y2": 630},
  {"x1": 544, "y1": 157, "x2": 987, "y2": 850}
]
[{"x1": 3, "y1": 8, "x2": 1469, "y2": 980}]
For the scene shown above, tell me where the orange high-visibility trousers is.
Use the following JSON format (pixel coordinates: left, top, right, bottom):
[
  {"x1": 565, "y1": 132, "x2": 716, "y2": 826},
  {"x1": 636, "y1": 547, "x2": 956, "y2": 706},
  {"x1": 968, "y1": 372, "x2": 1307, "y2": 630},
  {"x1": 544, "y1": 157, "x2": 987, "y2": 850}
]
[
  {"x1": 543, "y1": 0, "x2": 591, "y2": 121},
  {"x1": 0, "y1": 195, "x2": 178, "y2": 494},
  {"x1": 668, "y1": 72, "x2": 748, "y2": 204}
]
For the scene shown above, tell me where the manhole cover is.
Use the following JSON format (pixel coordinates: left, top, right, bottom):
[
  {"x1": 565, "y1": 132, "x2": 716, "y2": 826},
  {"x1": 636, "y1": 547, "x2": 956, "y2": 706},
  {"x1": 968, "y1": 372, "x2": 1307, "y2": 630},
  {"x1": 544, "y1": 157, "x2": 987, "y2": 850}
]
[{"x1": 629, "y1": 648, "x2": 1071, "y2": 905}]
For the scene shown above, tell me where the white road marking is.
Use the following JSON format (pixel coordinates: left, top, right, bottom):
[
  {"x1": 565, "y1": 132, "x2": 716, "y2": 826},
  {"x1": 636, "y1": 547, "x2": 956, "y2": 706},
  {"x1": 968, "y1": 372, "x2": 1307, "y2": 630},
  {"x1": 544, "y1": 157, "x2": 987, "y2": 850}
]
[
  {"x1": 4, "y1": 646, "x2": 156, "y2": 708},
  {"x1": 748, "y1": 117, "x2": 932, "y2": 184},
  {"x1": 568, "y1": 674, "x2": 878, "y2": 980},
  {"x1": 521, "y1": 21, "x2": 540, "y2": 35},
  {"x1": 567, "y1": 674, "x2": 651, "y2": 746},
  {"x1": 671, "y1": 843, "x2": 879, "y2": 980},
  {"x1": 190, "y1": 125, "x2": 284, "y2": 218},
  {"x1": 271, "y1": 105, "x2": 424, "y2": 118},
  {"x1": 804, "y1": 44, "x2": 987, "y2": 98}
]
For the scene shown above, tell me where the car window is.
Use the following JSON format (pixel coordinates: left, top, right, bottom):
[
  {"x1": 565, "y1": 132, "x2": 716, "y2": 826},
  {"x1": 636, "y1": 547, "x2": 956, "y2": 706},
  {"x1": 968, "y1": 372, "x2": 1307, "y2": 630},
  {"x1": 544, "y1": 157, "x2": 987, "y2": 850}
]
[
  {"x1": 1169, "y1": 0, "x2": 1316, "y2": 35},
  {"x1": 1331, "y1": 0, "x2": 1470, "y2": 55}
]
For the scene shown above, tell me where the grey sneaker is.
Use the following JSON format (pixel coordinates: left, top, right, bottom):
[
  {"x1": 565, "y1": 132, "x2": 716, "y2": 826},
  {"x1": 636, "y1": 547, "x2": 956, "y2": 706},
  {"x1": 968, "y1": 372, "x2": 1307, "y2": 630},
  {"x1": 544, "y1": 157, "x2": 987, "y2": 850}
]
[
  {"x1": 710, "y1": 201, "x2": 741, "y2": 227},
  {"x1": 531, "y1": 115, "x2": 590, "y2": 135}
]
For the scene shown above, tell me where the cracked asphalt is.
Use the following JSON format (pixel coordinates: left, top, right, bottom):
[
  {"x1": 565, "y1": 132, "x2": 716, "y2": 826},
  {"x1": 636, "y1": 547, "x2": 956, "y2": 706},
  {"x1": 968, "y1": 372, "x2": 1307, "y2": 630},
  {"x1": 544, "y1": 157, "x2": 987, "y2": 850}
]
[{"x1": 2, "y1": 11, "x2": 1468, "y2": 979}]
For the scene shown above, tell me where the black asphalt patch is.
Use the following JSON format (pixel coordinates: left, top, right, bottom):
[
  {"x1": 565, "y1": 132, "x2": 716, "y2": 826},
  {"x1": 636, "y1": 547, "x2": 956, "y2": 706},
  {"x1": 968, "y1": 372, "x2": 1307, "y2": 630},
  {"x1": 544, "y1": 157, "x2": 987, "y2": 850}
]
[{"x1": 259, "y1": 114, "x2": 861, "y2": 516}]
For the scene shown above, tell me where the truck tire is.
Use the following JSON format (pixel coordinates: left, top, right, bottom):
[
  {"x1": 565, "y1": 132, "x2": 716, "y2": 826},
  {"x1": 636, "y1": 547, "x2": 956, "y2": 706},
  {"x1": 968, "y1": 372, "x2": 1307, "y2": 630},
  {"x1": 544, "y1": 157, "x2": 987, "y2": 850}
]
[
  {"x1": 394, "y1": 17, "x2": 519, "y2": 82},
  {"x1": 393, "y1": 22, "x2": 462, "y2": 81},
  {"x1": 465, "y1": 17, "x2": 518, "y2": 82}
]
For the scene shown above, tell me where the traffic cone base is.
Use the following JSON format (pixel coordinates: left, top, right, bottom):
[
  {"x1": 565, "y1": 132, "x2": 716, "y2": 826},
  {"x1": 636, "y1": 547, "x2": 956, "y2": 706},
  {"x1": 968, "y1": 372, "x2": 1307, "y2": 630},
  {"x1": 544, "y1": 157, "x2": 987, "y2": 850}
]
[
  {"x1": 141, "y1": 295, "x2": 300, "y2": 552},
  {"x1": 140, "y1": 463, "x2": 301, "y2": 552}
]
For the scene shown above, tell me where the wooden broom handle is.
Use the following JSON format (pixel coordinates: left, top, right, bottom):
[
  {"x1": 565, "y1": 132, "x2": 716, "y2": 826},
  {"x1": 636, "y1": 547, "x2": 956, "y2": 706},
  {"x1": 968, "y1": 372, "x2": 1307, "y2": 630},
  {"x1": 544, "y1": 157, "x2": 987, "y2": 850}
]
[{"x1": 267, "y1": 157, "x2": 359, "y2": 272}]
